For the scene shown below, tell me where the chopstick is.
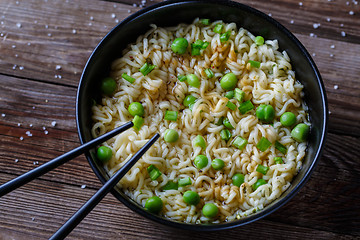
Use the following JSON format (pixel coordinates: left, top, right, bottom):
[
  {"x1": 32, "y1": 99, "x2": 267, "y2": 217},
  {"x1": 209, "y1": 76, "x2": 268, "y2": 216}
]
[
  {"x1": 50, "y1": 133, "x2": 160, "y2": 240},
  {"x1": 0, "y1": 121, "x2": 134, "y2": 197}
]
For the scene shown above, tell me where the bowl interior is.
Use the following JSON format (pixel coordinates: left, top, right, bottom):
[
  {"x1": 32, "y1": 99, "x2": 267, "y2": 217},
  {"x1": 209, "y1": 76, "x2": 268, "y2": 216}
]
[{"x1": 76, "y1": 0, "x2": 327, "y2": 230}]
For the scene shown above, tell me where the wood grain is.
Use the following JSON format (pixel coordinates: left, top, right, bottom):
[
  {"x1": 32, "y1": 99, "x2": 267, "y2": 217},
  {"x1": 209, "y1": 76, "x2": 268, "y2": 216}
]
[{"x1": 0, "y1": 0, "x2": 359, "y2": 239}]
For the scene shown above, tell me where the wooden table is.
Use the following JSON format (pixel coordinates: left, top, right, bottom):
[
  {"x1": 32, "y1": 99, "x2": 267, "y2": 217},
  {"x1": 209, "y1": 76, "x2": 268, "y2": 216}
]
[{"x1": 0, "y1": 0, "x2": 359, "y2": 239}]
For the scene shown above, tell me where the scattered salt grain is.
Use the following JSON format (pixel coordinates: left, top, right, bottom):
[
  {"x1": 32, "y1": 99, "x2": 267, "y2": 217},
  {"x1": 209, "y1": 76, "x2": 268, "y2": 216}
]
[
  {"x1": 349, "y1": 11, "x2": 354, "y2": 15},
  {"x1": 15, "y1": 54, "x2": 18, "y2": 57},
  {"x1": 341, "y1": 31, "x2": 346, "y2": 37},
  {"x1": 44, "y1": 130, "x2": 49, "y2": 135},
  {"x1": 16, "y1": 23, "x2": 22, "y2": 28},
  {"x1": 312, "y1": 53, "x2": 316, "y2": 57},
  {"x1": 33, "y1": 161, "x2": 39, "y2": 165},
  {"x1": 330, "y1": 44, "x2": 335, "y2": 49},
  {"x1": 113, "y1": 4, "x2": 117, "y2": 8},
  {"x1": 42, "y1": 126, "x2": 46, "y2": 130},
  {"x1": 329, "y1": 110, "x2": 332, "y2": 114},
  {"x1": 313, "y1": 23, "x2": 320, "y2": 29},
  {"x1": 15, "y1": 1, "x2": 19, "y2": 4},
  {"x1": 133, "y1": 3, "x2": 137, "y2": 7},
  {"x1": 72, "y1": 29, "x2": 77, "y2": 34},
  {"x1": 29, "y1": 124, "x2": 33, "y2": 127},
  {"x1": 346, "y1": 1, "x2": 350, "y2": 4},
  {"x1": 55, "y1": 65, "x2": 62, "y2": 70},
  {"x1": 27, "y1": 42, "x2": 31, "y2": 46},
  {"x1": 26, "y1": 131, "x2": 32, "y2": 137},
  {"x1": 45, "y1": 24, "x2": 48, "y2": 29},
  {"x1": 12, "y1": 65, "x2": 17, "y2": 70},
  {"x1": 81, "y1": 185, "x2": 86, "y2": 189},
  {"x1": 31, "y1": 217, "x2": 35, "y2": 221},
  {"x1": 115, "y1": 19, "x2": 119, "y2": 23},
  {"x1": 326, "y1": 18, "x2": 331, "y2": 22},
  {"x1": 12, "y1": 45, "x2": 16, "y2": 48},
  {"x1": 51, "y1": 121, "x2": 57, "y2": 127},
  {"x1": 32, "y1": 106, "x2": 35, "y2": 110},
  {"x1": 290, "y1": 20, "x2": 294, "y2": 24},
  {"x1": 111, "y1": 13, "x2": 116, "y2": 18},
  {"x1": 128, "y1": 10, "x2": 131, "y2": 13},
  {"x1": 88, "y1": 22, "x2": 92, "y2": 26},
  {"x1": 330, "y1": 54, "x2": 334, "y2": 57},
  {"x1": 19, "y1": 66, "x2": 24, "y2": 70},
  {"x1": 268, "y1": 13, "x2": 272, "y2": 17},
  {"x1": 34, "y1": 20, "x2": 38, "y2": 24},
  {"x1": 334, "y1": 85, "x2": 339, "y2": 89},
  {"x1": 45, "y1": 99, "x2": 48, "y2": 103},
  {"x1": 20, "y1": 136, "x2": 24, "y2": 140},
  {"x1": 48, "y1": 33, "x2": 52, "y2": 37},
  {"x1": 299, "y1": 2, "x2": 303, "y2": 6},
  {"x1": 90, "y1": 16, "x2": 94, "y2": 21},
  {"x1": 340, "y1": 23, "x2": 344, "y2": 27},
  {"x1": 18, "y1": 123, "x2": 21, "y2": 126},
  {"x1": 15, "y1": 159, "x2": 19, "y2": 163},
  {"x1": 309, "y1": 33, "x2": 316, "y2": 37}
]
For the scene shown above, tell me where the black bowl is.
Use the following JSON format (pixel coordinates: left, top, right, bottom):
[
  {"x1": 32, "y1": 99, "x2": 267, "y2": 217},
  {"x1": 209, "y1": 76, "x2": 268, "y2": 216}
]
[{"x1": 76, "y1": 0, "x2": 328, "y2": 231}]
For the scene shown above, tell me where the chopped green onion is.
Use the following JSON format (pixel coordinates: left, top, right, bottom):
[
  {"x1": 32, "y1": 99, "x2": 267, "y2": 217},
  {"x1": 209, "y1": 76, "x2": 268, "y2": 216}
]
[
  {"x1": 164, "y1": 110, "x2": 178, "y2": 121},
  {"x1": 178, "y1": 75, "x2": 187, "y2": 82},
  {"x1": 226, "y1": 101, "x2": 237, "y2": 111},
  {"x1": 192, "y1": 135, "x2": 206, "y2": 149},
  {"x1": 256, "y1": 137, "x2": 272, "y2": 152},
  {"x1": 275, "y1": 141, "x2": 287, "y2": 154},
  {"x1": 232, "y1": 136, "x2": 247, "y2": 150},
  {"x1": 255, "y1": 36, "x2": 265, "y2": 46},
  {"x1": 162, "y1": 180, "x2": 178, "y2": 190},
  {"x1": 201, "y1": 41, "x2": 209, "y2": 49},
  {"x1": 256, "y1": 164, "x2": 269, "y2": 175},
  {"x1": 215, "y1": 116, "x2": 224, "y2": 126},
  {"x1": 220, "y1": 31, "x2": 231, "y2": 42},
  {"x1": 223, "y1": 118, "x2": 234, "y2": 129},
  {"x1": 249, "y1": 60, "x2": 261, "y2": 68},
  {"x1": 191, "y1": 40, "x2": 209, "y2": 56},
  {"x1": 200, "y1": 19, "x2": 211, "y2": 25},
  {"x1": 147, "y1": 165, "x2": 162, "y2": 180},
  {"x1": 213, "y1": 24, "x2": 223, "y2": 33},
  {"x1": 205, "y1": 68, "x2": 214, "y2": 79},
  {"x1": 178, "y1": 177, "x2": 192, "y2": 187},
  {"x1": 225, "y1": 90, "x2": 234, "y2": 99},
  {"x1": 183, "y1": 95, "x2": 197, "y2": 107},
  {"x1": 193, "y1": 39, "x2": 204, "y2": 48},
  {"x1": 274, "y1": 157, "x2": 284, "y2": 164},
  {"x1": 234, "y1": 88, "x2": 245, "y2": 103},
  {"x1": 239, "y1": 100, "x2": 254, "y2": 114},
  {"x1": 132, "y1": 115, "x2": 144, "y2": 130},
  {"x1": 139, "y1": 62, "x2": 155, "y2": 76},
  {"x1": 122, "y1": 73, "x2": 135, "y2": 83},
  {"x1": 220, "y1": 129, "x2": 232, "y2": 141}
]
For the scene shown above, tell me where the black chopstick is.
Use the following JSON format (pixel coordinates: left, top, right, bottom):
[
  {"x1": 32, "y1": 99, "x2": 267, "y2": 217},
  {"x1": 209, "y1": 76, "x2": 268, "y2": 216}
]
[
  {"x1": 50, "y1": 133, "x2": 160, "y2": 240},
  {"x1": 0, "y1": 121, "x2": 134, "y2": 197}
]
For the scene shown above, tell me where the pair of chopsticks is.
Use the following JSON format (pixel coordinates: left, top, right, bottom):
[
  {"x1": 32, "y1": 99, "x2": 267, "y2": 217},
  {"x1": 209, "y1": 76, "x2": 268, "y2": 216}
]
[{"x1": 0, "y1": 121, "x2": 160, "y2": 240}]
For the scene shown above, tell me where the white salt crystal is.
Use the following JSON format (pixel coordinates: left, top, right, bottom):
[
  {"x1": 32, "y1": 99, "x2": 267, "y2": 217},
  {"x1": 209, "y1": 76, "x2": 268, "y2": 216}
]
[
  {"x1": 20, "y1": 136, "x2": 24, "y2": 140},
  {"x1": 19, "y1": 66, "x2": 24, "y2": 70},
  {"x1": 299, "y1": 2, "x2": 303, "y2": 6},
  {"x1": 268, "y1": 13, "x2": 272, "y2": 16},
  {"x1": 16, "y1": 23, "x2": 22, "y2": 28},
  {"x1": 26, "y1": 131, "x2": 32, "y2": 136},
  {"x1": 290, "y1": 20, "x2": 294, "y2": 24},
  {"x1": 90, "y1": 16, "x2": 94, "y2": 21},
  {"x1": 326, "y1": 18, "x2": 331, "y2": 22},
  {"x1": 48, "y1": 33, "x2": 52, "y2": 37},
  {"x1": 29, "y1": 124, "x2": 33, "y2": 127},
  {"x1": 17, "y1": 123, "x2": 21, "y2": 126},
  {"x1": 45, "y1": 25, "x2": 48, "y2": 29},
  {"x1": 12, "y1": 45, "x2": 16, "y2": 48},
  {"x1": 44, "y1": 130, "x2": 49, "y2": 135},
  {"x1": 330, "y1": 45, "x2": 335, "y2": 49},
  {"x1": 1, "y1": 113, "x2": 5, "y2": 117},
  {"x1": 313, "y1": 23, "x2": 320, "y2": 29},
  {"x1": 12, "y1": 65, "x2": 17, "y2": 70},
  {"x1": 15, "y1": 159, "x2": 19, "y2": 163},
  {"x1": 51, "y1": 121, "x2": 57, "y2": 127},
  {"x1": 334, "y1": 85, "x2": 339, "y2": 89},
  {"x1": 81, "y1": 185, "x2": 86, "y2": 189},
  {"x1": 55, "y1": 65, "x2": 62, "y2": 70},
  {"x1": 111, "y1": 13, "x2": 116, "y2": 18},
  {"x1": 341, "y1": 31, "x2": 346, "y2": 37},
  {"x1": 72, "y1": 29, "x2": 77, "y2": 34},
  {"x1": 42, "y1": 126, "x2": 46, "y2": 130},
  {"x1": 330, "y1": 54, "x2": 334, "y2": 57},
  {"x1": 349, "y1": 11, "x2": 354, "y2": 15}
]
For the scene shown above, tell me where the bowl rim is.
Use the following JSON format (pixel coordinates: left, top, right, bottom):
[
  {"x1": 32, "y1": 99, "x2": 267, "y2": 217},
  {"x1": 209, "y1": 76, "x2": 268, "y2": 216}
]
[{"x1": 76, "y1": 0, "x2": 328, "y2": 231}]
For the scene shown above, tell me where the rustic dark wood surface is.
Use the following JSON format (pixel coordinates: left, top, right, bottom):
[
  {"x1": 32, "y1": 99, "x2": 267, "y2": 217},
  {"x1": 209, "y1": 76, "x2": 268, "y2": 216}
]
[{"x1": 0, "y1": 0, "x2": 359, "y2": 239}]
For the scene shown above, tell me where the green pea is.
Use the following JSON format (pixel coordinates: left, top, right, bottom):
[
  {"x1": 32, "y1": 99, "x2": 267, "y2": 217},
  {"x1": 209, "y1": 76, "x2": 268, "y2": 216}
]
[
  {"x1": 252, "y1": 179, "x2": 267, "y2": 190},
  {"x1": 145, "y1": 196, "x2": 163, "y2": 214},
  {"x1": 171, "y1": 38, "x2": 188, "y2": 54},
  {"x1": 291, "y1": 123, "x2": 310, "y2": 142},
  {"x1": 220, "y1": 73, "x2": 238, "y2": 90},
  {"x1": 194, "y1": 155, "x2": 208, "y2": 169},
  {"x1": 164, "y1": 129, "x2": 179, "y2": 143},
  {"x1": 183, "y1": 95, "x2": 197, "y2": 107},
  {"x1": 186, "y1": 74, "x2": 200, "y2": 88},
  {"x1": 232, "y1": 173, "x2": 245, "y2": 187},
  {"x1": 202, "y1": 203, "x2": 218, "y2": 218},
  {"x1": 256, "y1": 104, "x2": 275, "y2": 122},
  {"x1": 192, "y1": 135, "x2": 206, "y2": 149},
  {"x1": 128, "y1": 102, "x2": 144, "y2": 117},
  {"x1": 183, "y1": 191, "x2": 200, "y2": 205},
  {"x1": 96, "y1": 146, "x2": 112, "y2": 162},
  {"x1": 211, "y1": 159, "x2": 225, "y2": 170},
  {"x1": 280, "y1": 112, "x2": 297, "y2": 127},
  {"x1": 100, "y1": 77, "x2": 117, "y2": 95}
]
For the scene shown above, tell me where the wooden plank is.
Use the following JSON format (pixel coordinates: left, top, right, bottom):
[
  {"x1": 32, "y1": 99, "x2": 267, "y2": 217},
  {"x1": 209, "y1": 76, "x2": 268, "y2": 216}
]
[{"x1": 0, "y1": 172, "x2": 356, "y2": 240}]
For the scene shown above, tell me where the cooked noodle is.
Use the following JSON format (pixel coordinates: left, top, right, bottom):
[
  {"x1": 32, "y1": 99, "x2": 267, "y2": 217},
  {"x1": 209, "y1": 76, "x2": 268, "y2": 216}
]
[{"x1": 91, "y1": 18, "x2": 309, "y2": 223}]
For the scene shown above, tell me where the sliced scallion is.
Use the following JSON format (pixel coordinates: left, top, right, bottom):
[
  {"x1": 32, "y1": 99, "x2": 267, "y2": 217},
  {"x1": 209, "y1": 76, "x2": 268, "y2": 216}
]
[
  {"x1": 140, "y1": 62, "x2": 155, "y2": 76},
  {"x1": 220, "y1": 129, "x2": 232, "y2": 141},
  {"x1": 226, "y1": 101, "x2": 237, "y2": 111},
  {"x1": 275, "y1": 141, "x2": 287, "y2": 154},
  {"x1": 225, "y1": 90, "x2": 234, "y2": 99},
  {"x1": 200, "y1": 19, "x2": 211, "y2": 25},
  {"x1": 147, "y1": 165, "x2": 162, "y2": 180},
  {"x1": 178, "y1": 75, "x2": 187, "y2": 82},
  {"x1": 178, "y1": 177, "x2": 192, "y2": 187},
  {"x1": 232, "y1": 136, "x2": 247, "y2": 150},
  {"x1": 162, "y1": 180, "x2": 178, "y2": 190},
  {"x1": 234, "y1": 88, "x2": 245, "y2": 103},
  {"x1": 256, "y1": 164, "x2": 269, "y2": 175},
  {"x1": 205, "y1": 68, "x2": 214, "y2": 79},
  {"x1": 220, "y1": 31, "x2": 231, "y2": 42},
  {"x1": 122, "y1": 73, "x2": 135, "y2": 83},
  {"x1": 213, "y1": 24, "x2": 223, "y2": 33},
  {"x1": 249, "y1": 60, "x2": 261, "y2": 68},
  {"x1": 256, "y1": 137, "x2": 272, "y2": 152},
  {"x1": 238, "y1": 100, "x2": 254, "y2": 114},
  {"x1": 274, "y1": 157, "x2": 284, "y2": 164},
  {"x1": 164, "y1": 110, "x2": 178, "y2": 121},
  {"x1": 223, "y1": 118, "x2": 234, "y2": 129}
]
